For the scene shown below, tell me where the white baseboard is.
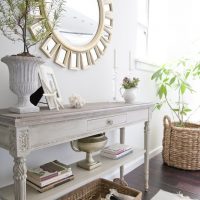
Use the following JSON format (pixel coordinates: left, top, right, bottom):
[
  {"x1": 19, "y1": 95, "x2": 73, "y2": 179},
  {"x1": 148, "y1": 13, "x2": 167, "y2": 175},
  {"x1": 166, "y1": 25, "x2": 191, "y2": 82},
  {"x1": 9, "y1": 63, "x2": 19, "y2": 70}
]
[{"x1": 104, "y1": 146, "x2": 162, "y2": 180}]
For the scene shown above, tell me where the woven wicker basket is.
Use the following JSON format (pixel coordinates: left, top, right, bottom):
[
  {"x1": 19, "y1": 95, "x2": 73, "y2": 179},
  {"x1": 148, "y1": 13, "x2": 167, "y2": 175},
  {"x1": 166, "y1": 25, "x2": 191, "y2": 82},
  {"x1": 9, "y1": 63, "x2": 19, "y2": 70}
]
[
  {"x1": 60, "y1": 178, "x2": 142, "y2": 200},
  {"x1": 163, "y1": 115, "x2": 200, "y2": 170}
]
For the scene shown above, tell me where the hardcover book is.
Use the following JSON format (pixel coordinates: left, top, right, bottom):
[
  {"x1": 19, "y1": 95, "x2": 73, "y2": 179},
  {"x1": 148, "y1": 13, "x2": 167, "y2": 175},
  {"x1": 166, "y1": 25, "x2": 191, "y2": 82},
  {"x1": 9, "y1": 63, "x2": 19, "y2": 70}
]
[
  {"x1": 27, "y1": 175, "x2": 74, "y2": 193},
  {"x1": 102, "y1": 143, "x2": 132, "y2": 155},
  {"x1": 101, "y1": 149, "x2": 133, "y2": 159},
  {"x1": 27, "y1": 160, "x2": 71, "y2": 182},
  {"x1": 27, "y1": 170, "x2": 73, "y2": 187}
]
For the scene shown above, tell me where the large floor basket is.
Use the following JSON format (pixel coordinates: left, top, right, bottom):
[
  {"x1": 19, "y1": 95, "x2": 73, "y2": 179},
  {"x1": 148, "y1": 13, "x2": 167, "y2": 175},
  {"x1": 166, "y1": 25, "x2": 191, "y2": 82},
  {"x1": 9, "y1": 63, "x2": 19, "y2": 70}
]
[{"x1": 163, "y1": 115, "x2": 200, "y2": 170}]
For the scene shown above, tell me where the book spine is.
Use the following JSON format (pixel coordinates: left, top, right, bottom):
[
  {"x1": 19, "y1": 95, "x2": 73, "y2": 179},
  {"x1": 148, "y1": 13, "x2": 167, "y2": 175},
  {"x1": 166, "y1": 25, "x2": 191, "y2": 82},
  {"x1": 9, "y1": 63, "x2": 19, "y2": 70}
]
[
  {"x1": 27, "y1": 175, "x2": 74, "y2": 193},
  {"x1": 53, "y1": 160, "x2": 71, "y2": 170},
  {"x1": 27, "y1": 171, "x2": 58, "y2": 182},
  {"x1": 102, "y1": 149, "x2": 129, "y2": 155},
  {"x1": 40, "y1": 172, "x2": 59, "y2": 181},
  {"x1": 28, "y1": 171, "x2": 73, "y2": 187},
  {"x1": 103, "y1": 145, "x2": 132, "y2": 155},
  {"x1": 101, "y1": 150, "x2": 133, "y2": 159}
]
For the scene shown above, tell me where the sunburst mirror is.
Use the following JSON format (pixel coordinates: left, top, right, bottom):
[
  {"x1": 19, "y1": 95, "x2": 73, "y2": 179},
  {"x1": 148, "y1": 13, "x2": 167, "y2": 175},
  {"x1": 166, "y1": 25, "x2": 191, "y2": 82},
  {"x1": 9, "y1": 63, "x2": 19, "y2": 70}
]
[{"x1": 30, "y1": 0, "x2": 113, "y2": 70}]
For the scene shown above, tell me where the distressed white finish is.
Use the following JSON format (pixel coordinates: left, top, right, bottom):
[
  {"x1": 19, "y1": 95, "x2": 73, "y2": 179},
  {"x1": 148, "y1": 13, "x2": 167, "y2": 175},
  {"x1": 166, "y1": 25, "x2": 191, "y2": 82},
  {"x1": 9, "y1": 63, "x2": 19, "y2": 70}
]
[
  {"x1": 13, "y1": 157, "x2": 27, "y2": 200},
  {"x1": 144, "y1": 121, "x2": 150, "y2": 191},
  {"x1": 1, "y1": 56, "x2": 44, "y2": 114},
  {"x1": 0, "y1": 102, "x2": 153, "y2": 200},
  {"x1": 120, "y1": 127, "x2": 125, "y2": 181},
  {"x1": 0, "y1": 150, "x2": 145, "y2": 200}
]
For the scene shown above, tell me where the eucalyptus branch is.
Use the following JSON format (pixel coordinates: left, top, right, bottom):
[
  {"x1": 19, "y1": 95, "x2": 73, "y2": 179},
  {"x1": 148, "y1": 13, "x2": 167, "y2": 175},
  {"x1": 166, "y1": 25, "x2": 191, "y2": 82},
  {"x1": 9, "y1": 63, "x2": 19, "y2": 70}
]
[
  {"x1": 0, "y1": 0, "x2": 64, "y2": 55},
  {"x1": 24, "y1": 0, "x2": 29, "y2": 53}
]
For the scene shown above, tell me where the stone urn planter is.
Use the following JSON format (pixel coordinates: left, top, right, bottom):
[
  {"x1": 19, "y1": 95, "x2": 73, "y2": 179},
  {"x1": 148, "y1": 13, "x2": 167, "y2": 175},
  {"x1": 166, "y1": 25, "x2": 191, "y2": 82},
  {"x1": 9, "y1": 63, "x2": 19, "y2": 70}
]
[{"x1": 1, "y1": 55, "x2": 44, "y2": 114}]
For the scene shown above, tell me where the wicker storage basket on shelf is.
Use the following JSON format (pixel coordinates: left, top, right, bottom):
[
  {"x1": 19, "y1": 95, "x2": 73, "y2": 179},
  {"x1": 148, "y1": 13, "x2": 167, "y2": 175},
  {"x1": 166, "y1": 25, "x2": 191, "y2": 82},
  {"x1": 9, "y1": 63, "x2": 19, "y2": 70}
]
[
  {"x1": 60, "y1": 178, "x2": 142, "y2": 200},
  {"x1": 163, "y1": 115, "x2": 200, "y2": 170}
]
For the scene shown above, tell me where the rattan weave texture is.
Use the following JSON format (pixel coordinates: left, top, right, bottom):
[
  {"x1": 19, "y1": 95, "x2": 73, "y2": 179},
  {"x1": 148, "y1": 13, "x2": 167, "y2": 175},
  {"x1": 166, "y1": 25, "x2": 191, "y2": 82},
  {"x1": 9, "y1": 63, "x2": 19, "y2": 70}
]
[
  {"x1": 60, "y1": 178, "x2": 142, "y2": 200},
  {"x1": 163, "y1": 115, "x2": 200, "y2": 170}
]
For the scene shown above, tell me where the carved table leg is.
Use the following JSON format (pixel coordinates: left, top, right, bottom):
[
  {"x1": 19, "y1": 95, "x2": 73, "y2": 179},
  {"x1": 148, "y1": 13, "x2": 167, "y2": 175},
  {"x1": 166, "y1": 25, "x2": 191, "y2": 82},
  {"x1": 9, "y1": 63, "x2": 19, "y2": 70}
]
[
  {"x1": 120, "y1": 127, "x2": 125, "y2": 180},
  {"x1": 114, "y1": 127, "x2": 128, "y2": 186},
  {"x1": 9, "y1": 127, "x2": 30, "y2": 200},
  {"x1": 144, "y1": 121, "x2": 150, "y2": 191},
  {"x1": 13, "y1": 157, "x2": 27, "y2": 200}
]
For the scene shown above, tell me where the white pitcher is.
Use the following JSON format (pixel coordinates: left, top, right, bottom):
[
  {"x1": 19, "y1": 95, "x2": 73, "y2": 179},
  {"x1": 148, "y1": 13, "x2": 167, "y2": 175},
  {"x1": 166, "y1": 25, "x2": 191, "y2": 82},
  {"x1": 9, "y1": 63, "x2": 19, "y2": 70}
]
[{"x1": 120, "y1": 88, "x2": 136, "y2": 103}]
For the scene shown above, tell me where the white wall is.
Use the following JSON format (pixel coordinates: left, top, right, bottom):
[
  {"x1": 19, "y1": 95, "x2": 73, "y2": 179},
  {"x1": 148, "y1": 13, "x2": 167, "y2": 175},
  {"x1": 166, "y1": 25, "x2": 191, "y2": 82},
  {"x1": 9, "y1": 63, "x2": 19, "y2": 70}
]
[{"x1": 0, "y1": 0, "x2": 164, "y2": 187}]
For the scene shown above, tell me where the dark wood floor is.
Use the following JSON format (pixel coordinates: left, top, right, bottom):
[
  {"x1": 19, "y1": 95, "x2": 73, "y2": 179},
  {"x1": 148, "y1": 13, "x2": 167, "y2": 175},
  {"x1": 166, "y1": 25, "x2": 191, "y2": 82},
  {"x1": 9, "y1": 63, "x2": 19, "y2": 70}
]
[{"x1": 125, "y1": 154, "x2": 200, "y2": 200}]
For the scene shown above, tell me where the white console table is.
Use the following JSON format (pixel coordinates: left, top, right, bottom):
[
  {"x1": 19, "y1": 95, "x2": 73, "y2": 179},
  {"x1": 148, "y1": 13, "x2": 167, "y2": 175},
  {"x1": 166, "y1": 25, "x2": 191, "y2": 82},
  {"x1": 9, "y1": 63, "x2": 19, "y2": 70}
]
[{"x1": 0, "y1": 102, "x2": 153, "y2": 200}]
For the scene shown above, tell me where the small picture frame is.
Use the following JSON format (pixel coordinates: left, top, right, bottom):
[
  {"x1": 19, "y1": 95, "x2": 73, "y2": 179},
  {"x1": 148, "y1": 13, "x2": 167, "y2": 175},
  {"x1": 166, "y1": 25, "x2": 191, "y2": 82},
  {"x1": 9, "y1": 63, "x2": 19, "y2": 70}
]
[{"x1": 39, "y1": 65, "x2": 64, "y2": 110}]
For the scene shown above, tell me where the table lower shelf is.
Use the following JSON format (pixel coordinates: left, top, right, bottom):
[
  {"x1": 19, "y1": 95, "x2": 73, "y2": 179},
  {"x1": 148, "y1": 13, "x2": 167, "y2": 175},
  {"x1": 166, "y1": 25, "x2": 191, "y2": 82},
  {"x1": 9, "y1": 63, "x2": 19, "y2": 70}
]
[{"x1": 0, "y1": 149, "x2": 145, "y2": 200}]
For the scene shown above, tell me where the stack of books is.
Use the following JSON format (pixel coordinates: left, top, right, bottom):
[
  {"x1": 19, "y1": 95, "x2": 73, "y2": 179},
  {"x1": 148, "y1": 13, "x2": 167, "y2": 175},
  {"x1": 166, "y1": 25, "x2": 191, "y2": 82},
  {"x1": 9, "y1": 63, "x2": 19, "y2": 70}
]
[
  {"x1": 27, "y1": 160, "x2": 74, "y2": 192},
  {"x1": 101, "y1": 143, "x2": 133, "y2": 159}
]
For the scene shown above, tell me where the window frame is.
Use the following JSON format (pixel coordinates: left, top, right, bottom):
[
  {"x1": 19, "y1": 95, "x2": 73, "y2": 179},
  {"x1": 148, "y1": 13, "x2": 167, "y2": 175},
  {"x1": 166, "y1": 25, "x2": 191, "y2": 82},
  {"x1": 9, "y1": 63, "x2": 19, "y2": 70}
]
[{"x1": 135, "y1": 0, "x2": 159, "y2": 70}]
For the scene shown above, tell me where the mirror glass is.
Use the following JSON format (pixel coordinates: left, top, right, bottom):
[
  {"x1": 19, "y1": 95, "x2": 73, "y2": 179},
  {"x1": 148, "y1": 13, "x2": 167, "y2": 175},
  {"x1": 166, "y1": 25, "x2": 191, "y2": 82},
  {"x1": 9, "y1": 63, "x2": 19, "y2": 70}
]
[{"x1": 47, "y1": 0, "x2": 99, "y2": 47}]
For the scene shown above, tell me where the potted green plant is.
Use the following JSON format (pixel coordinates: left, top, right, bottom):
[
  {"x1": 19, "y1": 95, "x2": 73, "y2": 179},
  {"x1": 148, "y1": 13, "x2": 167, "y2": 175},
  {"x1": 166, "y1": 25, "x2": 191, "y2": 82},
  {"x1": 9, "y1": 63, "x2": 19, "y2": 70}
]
[
  {"x1": 0, "y1": 0, "x2": 64, "y2": 113},
  {"x1": 151, "y1": 57, "x2": 200, "y2": 170},
  {"x1": 120, "y1": 77, "x2": 139, "y2": 103}
]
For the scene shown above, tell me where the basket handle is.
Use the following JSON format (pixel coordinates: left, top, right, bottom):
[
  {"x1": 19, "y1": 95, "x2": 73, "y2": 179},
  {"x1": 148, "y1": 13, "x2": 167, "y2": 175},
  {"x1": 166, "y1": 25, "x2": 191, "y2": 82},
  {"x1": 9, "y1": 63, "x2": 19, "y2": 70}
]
[{"x1": 163, "y1": 115, "x2": 172, "y2": 128}]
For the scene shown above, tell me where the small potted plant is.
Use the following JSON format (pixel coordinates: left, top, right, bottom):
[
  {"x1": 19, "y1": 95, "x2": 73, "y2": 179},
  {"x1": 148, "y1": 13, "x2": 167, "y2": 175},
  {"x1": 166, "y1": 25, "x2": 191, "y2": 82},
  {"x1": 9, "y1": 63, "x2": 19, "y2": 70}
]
[
  {"x1": 120, "y1": 77, "x2": 140, "y2": 103},
  {"x1": 151, "y1": 57, "x2": 200, "y2": 170},
  {"x1": 0, "y1": 0, "x2": 64, "y2": 113}
]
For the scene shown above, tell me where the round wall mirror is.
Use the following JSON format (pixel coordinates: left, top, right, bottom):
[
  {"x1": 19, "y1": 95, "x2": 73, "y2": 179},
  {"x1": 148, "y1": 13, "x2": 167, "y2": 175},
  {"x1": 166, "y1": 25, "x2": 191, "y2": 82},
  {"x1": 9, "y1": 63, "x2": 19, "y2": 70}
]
[
  {"x1": 30, "y1": 0, "x2": 113, "y2": 70},
  {"x1": 55, "y1": 0, "x2": 99, "y2": 47}
]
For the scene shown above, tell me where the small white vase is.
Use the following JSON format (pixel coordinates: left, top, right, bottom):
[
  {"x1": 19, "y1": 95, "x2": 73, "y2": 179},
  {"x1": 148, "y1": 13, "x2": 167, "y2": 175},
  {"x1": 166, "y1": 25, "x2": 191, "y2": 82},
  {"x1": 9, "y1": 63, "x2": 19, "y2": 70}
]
[
  {"x1": 120, "y1": 88, "x2": 136, "y2": 104},
  {"x1": 1, "y1": 55, "x2": 44, "y2": 113}
]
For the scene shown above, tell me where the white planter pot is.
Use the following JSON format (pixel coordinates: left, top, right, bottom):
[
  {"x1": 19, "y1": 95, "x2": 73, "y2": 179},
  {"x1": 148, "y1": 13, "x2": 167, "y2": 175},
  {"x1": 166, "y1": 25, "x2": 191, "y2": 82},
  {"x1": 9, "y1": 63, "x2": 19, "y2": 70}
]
[
  {"x1": 1, "y1": 55, "x2": 44, "y2": 113},
  {"x1": 120, "y1": 88, "x2": 136, "y2": 104}
]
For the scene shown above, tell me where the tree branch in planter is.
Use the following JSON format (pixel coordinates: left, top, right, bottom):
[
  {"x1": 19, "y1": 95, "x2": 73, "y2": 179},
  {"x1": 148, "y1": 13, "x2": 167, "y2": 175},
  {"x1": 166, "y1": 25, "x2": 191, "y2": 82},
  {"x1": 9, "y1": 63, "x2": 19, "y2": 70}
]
[{"x1": 0, "y1": 0, "x2": 64, "y2": 56}]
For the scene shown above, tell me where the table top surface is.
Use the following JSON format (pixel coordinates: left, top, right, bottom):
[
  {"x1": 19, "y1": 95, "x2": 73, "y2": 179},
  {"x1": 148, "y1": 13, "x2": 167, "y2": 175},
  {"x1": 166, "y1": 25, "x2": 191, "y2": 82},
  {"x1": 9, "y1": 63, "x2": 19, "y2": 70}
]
[{"x1": 0, "y1": 102, "x2": 154, "y2": 127}]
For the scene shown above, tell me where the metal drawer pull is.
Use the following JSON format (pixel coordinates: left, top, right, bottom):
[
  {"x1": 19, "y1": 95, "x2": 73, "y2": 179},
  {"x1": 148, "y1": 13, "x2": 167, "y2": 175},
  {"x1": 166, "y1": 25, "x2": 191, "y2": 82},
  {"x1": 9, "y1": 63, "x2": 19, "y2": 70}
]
[{"x1": 106, "y1": 119, "x2": 114, "y2": 125}]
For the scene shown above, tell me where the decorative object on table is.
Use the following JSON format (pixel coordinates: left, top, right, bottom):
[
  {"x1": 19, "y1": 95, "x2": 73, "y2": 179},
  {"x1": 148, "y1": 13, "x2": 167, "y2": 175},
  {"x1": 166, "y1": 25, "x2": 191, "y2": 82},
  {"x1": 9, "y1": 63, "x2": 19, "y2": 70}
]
[
  {"x1": 101, "y1": 143, "x2": 133, "y2": 159},
  {"x1": 39, "y1": 65, "x2": 64, "y2": 110},
  {"x1": 0, "y1": 0, "x2": 64, "y2": 113},
  {"x1": 60, "y1": 178, "x2": 142, "y2": 200},
  {"x1": 29, "y1": 0, "x2": 113, "y2": 70},
  {"x1": 70, "y1": 133, "x2": 107, "y2": 170},
  {"x1": 151, "y1": 56, "x2": 200, "y2": 170},
  {"x1": 120, "y1": 77, "x2": 140, "y2": 103},
  {"x1": 2, "y1": 56, "x2": 44, "y2": 113},
  {"x1": 69, "y1": 94, "x2": 86, "y2": 108},
  {"x1": 30, "y1": 87, "x2": 44, "y2": 106},
  {"x1": 27, "y1": 160, "x2": 74, "y2": 193}
]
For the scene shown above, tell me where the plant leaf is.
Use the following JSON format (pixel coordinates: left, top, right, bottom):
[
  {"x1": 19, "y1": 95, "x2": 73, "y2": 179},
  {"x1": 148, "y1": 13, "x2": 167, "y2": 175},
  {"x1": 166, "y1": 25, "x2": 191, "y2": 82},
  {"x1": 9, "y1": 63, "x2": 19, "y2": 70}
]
[
  {"x1": 158, "y1": 85, "x2": 167, "y2": 99},
  {"x1": 169, "y1": 77, "x2": 176, "y2": 85},
  {"x1": 151, "y1": 69, "x2": 162, "y2": 80},
  {"x1": 180, "y1": 83, "x2": 186, "y2": 94}
]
